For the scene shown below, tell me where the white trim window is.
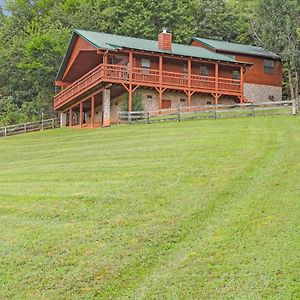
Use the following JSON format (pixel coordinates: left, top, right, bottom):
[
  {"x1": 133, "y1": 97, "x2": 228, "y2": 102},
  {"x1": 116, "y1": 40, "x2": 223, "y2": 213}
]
[
  {"x1": 264, "y1": 60, "x2": 275, "y2": 74},
  {"x1": 141, "y1": 58, "x2": 151, "y2": 74}
]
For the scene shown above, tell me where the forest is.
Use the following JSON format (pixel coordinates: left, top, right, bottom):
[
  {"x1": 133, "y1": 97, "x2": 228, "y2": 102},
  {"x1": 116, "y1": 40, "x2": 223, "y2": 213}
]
[{"x1": 0, "y1": 0, "x2": 299, "y2": 125}]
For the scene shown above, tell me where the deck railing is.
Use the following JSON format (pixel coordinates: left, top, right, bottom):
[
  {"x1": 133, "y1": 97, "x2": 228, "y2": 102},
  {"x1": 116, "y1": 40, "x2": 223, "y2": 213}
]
[{"x1": 54, "y1": 63, "x2": 242, "y2": 110}]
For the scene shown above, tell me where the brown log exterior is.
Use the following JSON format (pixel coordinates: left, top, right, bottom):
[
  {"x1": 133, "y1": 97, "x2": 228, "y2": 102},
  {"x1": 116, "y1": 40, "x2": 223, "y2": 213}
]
[
  {"x1": 54, "y1": 31, "x2": 282, "y2": 128},
  {"x1": 191, "y1": 40, "x2": 282, "y2": 87}
]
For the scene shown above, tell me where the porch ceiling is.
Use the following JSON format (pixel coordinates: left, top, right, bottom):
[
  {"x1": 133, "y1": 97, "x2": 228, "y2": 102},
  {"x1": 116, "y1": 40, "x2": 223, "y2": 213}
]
[{"x1": 63, "y1": 50, "x2": 101, "y2": 82}]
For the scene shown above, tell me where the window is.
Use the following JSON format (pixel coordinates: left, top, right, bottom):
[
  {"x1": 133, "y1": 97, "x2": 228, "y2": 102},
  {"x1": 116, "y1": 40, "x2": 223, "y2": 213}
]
[
  {"x1": 141, "y1": 58, "x2": 150, "y2": 68},
  {"x1": 110, "y1": 56, "x2": 123, "y2": 64},
  {"x1": 264, "y1": 60, "x2": 275, "y2": 74},
  {"x1": 232, "y1": 70, "x2": 241, "y2": 80},
  {"x1": 141, "y1": 58, "x2": 150, "y2": 75},
  {"x1": 183, "y1": 64, "x2": 188, "y2": 73},
  {"x1": 147, "y1": 95, "x2": 153, "y2": 99},
  {"x1": 183, "y1": 64, "x2": 188, "y2": 79},
  {"x1": 200, "y1": 66, "x2": 208, "y2": 76}
]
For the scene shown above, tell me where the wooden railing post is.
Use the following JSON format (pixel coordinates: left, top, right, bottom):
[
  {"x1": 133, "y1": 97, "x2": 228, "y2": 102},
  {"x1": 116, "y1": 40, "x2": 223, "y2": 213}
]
[
  {"x1": 213, "y1": 103, "x2": 217, "y2": 119},
  {"x1": 292, "y1": 99, "x2": 297, "y2": 115},
  {"x1": 69, "y1": 108, "x2": 73, "y2": 127},
  {"x1": 147, "y1": 111, "x2": 150, "y2": 124},
  {"x1": 188, "y1": 59, "x2": 192, "y2": 108},
  {"x1": 177, "y1": 107, "x2": 181, "y2": 122},
  {"x1": 91, "y1": 96, "x2": 95, "y2": 128},
  {"x1": 240, "y1": 65, "x2": 244, "y2": 103},
  {"x1": 251, "y1": 102, "x2": 255, "y2": 117},
  {"x1": 159, "y1": 55, "x2": 163, "y2": 109},
  {"x1": 215, "y1": 63, "x2": 219, "y2": 95}
]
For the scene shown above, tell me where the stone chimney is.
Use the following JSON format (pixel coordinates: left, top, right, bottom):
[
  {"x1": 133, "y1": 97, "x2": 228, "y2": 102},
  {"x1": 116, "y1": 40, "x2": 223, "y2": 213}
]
[{"x1": 158, "y1": 29, "x2": 172, "y2": 52}]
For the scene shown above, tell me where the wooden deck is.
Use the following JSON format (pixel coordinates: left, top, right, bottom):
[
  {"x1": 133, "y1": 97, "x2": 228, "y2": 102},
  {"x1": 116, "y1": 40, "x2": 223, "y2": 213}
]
[{"x1": 54, "y1": 64, "x2": 242, "y2": 110}]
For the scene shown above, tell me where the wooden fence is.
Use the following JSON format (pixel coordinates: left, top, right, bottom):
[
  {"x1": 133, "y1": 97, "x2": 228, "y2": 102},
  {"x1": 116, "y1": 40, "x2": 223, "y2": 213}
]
[
  {"x1": 0, "y1": 118, "x2": 59, "y2": 138},
  {"x1": 119, "y1": 100, "x2": 297, "y2": 124}
]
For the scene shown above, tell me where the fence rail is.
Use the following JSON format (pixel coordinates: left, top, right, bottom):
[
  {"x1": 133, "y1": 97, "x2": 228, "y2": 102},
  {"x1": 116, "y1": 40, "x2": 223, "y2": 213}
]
[
  {"x1": 119, "y1": 100, "x2": 297, "y2": 124},
  {"x1": 0, "y1": 118, "x2": 59, "y2": 138}
]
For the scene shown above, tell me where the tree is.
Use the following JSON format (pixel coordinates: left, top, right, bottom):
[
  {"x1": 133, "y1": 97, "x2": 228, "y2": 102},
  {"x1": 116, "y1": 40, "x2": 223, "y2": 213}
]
[{"x1": 252, "y1": 0, "x2": 300, "y2": 99}]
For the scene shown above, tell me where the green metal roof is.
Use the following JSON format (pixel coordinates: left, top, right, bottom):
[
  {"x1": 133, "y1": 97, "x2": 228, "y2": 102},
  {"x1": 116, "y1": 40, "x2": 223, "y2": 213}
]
[
  {"x1": 192, "y1": 37, "x2": 280, "y2": 59},
  {"x1": 75, "y1": 29, "x2": 243, "y2": 63},
  {"x1": 57, "y1": 30, "x2": 250, "y2": 80}
]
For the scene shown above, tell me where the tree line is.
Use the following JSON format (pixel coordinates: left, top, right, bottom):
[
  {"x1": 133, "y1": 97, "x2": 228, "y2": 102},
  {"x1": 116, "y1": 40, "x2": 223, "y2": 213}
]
[{"x1": 0, "y1": 0, "x2": 299, "y2": 125}]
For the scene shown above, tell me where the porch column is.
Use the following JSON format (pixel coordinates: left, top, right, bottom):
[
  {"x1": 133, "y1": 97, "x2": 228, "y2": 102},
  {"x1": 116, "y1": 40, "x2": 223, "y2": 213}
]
[
  {"x1": 102, "y1": 87, "x2": 111, "y2": 127},
  {"x1": 215, "y1": 63, "x2": 219, "y2": 105},
  {"x1": 240, "y1": 66, "x2": 244, "y2": 103},
  {"x1": 128, "y1": 51, "x2": 133, "y2": 112},
  {"x1": 60, "y1": 112, "x2": 67, "y2": 127},
  {"x1": 159, "y1": 55, "x2": 163, "y2": 109},
  {"x1": 188, "y1": 58, "x2": 192, "y2": 108},
  {"x1": 79, "y1": 102, "x2": 83, "y2": 127},
  {"x1": 91, "y1": 96, "x2": 95, "y2": 128},
  {"x1": 128, "y1": 88, "x2": 132, "y2": 112},
  {"x1": 69, "y1": 108, "x2": 73, "y2": 127}
]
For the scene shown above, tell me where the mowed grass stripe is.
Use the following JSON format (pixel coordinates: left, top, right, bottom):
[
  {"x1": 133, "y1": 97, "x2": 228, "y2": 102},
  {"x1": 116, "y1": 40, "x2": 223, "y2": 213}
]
[{"x1": 0, "y1": 117, "x2": 299, "y2": 299}]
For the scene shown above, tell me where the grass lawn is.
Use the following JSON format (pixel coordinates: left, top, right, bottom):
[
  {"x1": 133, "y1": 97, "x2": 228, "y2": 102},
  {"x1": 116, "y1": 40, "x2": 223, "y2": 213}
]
[{"x1": 0, "y1": 116, "x2": 300, "y2": 299}]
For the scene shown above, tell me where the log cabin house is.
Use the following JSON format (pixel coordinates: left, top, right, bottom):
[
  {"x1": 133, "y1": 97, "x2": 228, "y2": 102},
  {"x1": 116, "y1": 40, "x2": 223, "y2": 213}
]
[{"x1": 54, "y1": 29, "x2": 282, "y2": 127}]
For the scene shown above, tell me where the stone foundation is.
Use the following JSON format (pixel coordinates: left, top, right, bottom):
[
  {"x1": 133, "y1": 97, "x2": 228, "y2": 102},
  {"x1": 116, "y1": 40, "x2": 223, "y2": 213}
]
[
  {"x1": 244, "y1": 83, "x2": 282, "y2": 103},
  {"x1": 102, "y1": 88, "x2": 111, "y2": 127},
  {"x1": 109, "y1": 89, "x2": 240, "y2": 122}
]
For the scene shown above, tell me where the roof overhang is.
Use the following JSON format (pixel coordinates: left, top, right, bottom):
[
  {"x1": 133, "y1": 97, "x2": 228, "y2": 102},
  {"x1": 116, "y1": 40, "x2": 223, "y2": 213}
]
[{"x1": 191, "y1": 37, "x2": 281, "y2": 61}]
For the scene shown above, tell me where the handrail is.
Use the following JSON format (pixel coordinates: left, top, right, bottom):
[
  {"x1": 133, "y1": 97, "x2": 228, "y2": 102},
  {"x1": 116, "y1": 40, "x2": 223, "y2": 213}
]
[
  {"x1": 54, "y1": 65, "x2": 104, "y2": 108},
  {"x1": 54, "y1": 64, "x2": 242, "y2": 109}
]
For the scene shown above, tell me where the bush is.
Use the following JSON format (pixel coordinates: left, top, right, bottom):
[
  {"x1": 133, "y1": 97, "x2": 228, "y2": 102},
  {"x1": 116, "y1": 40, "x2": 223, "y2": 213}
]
[{"x1": 122, "y1": 91, "x2": 144, "y2": 111}]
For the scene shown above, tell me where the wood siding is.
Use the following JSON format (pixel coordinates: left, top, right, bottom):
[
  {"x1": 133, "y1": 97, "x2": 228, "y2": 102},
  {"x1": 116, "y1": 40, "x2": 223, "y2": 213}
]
[
  {"x1": 191, "y1": 40, "x2": 282, "y2": 87},
  {"x1": 63, "y1": 36, "x2": 98, "y2": 82}
]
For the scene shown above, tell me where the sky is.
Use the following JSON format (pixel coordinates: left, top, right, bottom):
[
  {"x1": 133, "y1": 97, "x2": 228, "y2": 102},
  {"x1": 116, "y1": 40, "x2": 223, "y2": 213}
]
[{"x1": 0, "y1": 0, "x2": 10, "y2": 15}]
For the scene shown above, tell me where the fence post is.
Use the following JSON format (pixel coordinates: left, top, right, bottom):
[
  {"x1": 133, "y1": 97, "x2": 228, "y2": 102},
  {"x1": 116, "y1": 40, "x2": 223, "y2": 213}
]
[
  {"x1": 52, "y1": 118, "x2": 55, "y2": 129},
  {"x1": 177, "y1": 108, "x2": 181, "y2": 122},
  {"x1": 292, "y1": 99, "x2": 297, "y2": 115},
  {"x1": 24, "y1": 123, "x2": 27, "y2": 133},
  {"x1": 128, "y1": 112, "x2": 132, "y2": 125},
  {"x1": 251, "y1": 102, "x2": 255, "y2": 117},
  {"x1": 4, "y1": 126, "x2": 7, "y2": 137},
  {"x1": 213, "y1": 104, "x2": 217, "y2": 119}
]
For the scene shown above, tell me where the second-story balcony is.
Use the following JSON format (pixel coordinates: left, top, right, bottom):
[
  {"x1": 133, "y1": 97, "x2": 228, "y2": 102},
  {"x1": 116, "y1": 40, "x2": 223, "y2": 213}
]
[{"x1": 54, "y1": 64, "x2": 242, "y2": 110}]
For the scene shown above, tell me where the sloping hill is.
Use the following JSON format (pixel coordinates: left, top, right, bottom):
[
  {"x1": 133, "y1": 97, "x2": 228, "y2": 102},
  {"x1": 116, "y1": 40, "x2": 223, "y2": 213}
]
[{"x1": 0, "y1": 117, "x2": 299, "y2": 299}]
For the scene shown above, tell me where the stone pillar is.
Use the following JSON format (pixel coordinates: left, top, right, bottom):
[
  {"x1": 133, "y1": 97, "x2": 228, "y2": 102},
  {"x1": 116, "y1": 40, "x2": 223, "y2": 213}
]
[
  {"x1": 102, "y1": 87, "x2": 111, "y2": 127},
  {"x1": 60, "y1": 112, "x2": 67, "y2": 127}
]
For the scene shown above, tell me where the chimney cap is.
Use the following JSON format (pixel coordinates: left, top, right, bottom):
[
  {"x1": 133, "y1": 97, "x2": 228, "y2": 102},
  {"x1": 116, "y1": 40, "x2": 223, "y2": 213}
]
[{"x1": 162, "y1": 27, "x2": 168, "y2": 33}]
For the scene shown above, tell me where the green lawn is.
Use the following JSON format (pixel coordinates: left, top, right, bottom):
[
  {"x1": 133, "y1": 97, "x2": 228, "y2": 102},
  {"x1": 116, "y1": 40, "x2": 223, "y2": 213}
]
[{"x1": 0, "y1": 116, "x2": 300, "y2": 299}]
